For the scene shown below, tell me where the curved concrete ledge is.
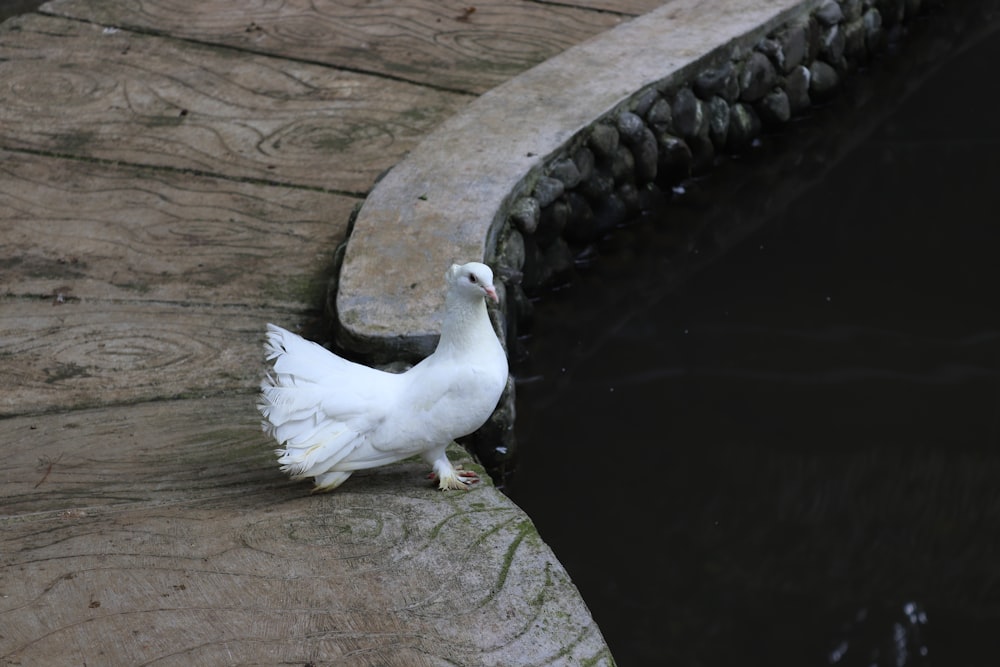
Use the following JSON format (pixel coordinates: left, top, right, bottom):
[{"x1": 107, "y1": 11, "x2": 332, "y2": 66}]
[{"x1": 336, "y1": 0, "x2": 822, "y2": 359}]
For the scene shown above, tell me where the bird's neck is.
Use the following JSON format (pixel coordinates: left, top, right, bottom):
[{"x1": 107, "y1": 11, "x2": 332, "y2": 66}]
[{"x1": 437, "y1": 297, "x2": 494, "y2": 355}]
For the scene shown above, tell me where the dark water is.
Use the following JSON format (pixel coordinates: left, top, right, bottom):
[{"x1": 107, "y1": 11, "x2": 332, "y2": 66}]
[
  {"x1": 506, "y1": 4, "x2": 1000, "y2": 667},
  {"x1": 0, "y1": 0, "x2": 43, "y2": 23}
]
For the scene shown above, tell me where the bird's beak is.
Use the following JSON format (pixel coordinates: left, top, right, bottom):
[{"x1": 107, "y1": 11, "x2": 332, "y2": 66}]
[{"x1": 485, "y1": 285, "x2": 498, "y2": 302}]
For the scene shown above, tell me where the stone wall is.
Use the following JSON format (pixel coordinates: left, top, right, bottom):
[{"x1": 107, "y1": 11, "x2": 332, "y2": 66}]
[{"x1": 493, "y1": 0, "x2": 920, "y2": 313}]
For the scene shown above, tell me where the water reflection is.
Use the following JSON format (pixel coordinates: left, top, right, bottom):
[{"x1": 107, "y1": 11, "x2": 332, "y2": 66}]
[
  {"x1": 507, "y1": 2, "x2": 1000, "y2": 666},
  {"x1": 829, "y1": 602, "x2": 929, "y2": 666}
]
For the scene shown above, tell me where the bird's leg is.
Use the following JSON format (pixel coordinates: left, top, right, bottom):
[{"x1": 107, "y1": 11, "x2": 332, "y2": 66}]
[{"x1": 427, "y1": 455, "x2": 479, "y2": 491}]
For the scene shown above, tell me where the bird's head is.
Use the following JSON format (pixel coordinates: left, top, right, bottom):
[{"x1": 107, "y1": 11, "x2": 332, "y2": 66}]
[{"x1": 446, "y1": 262, "x2": 499, "y2": 303}]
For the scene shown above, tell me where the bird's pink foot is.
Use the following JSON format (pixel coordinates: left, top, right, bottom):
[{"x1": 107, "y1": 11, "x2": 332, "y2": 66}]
[{"x1": 428, "y1": 464, "x2": 479, "y2": 490}]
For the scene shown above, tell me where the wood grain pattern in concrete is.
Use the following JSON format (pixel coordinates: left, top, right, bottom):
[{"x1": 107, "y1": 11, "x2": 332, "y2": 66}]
[
  {"x1": 1, "y1": 151, "x2": 351, "y2": 306},
  {"x1": 1, "y1": 0, "x2": 635, "y2": 663},
  {"x1": 0, "y1": 13, "x2": 471, "y2": 192},
  {"x1": 1, "y1": 399, "x2": 609, "y2": 666},
  {"x1": 0, "y1": 150, "x2": 354, "y2": 416},
  {"x1": 42, "y1": 0, "x2": 640, "y2": 94}
]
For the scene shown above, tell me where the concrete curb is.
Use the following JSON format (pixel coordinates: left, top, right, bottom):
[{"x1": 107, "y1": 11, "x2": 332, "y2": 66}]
[{"x1": 334, "y1": 0, "x2": 826, "y2": 360}]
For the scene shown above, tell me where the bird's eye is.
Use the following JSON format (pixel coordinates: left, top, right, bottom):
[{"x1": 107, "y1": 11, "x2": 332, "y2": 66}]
[{"x1": 468, "y1": 274, "x2": 478, "y2": 283}]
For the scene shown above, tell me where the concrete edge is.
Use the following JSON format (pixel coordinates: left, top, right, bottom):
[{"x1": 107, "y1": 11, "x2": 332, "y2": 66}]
[{"x1": 335, "y1": 0, "x2": 824, "y2": 360}]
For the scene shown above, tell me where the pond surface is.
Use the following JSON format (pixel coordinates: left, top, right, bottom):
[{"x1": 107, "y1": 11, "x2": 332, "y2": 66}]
[
  {"x1": 0, "y1": 0, "x2": 44, "y2": 23},
  {"x1": 506, "y1": 4, "x2": 1000, "y2": 666}
]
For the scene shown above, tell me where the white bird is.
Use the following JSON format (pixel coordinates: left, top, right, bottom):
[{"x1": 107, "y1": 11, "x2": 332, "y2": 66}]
[{"x1": 258, "y1": 262, "x2": 509, "y2": 492}]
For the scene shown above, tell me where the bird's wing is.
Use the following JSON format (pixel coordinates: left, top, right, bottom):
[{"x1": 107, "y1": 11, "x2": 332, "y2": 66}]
[{"x1": 361, "y1": 346, "x2": 502, "y2": 459}]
